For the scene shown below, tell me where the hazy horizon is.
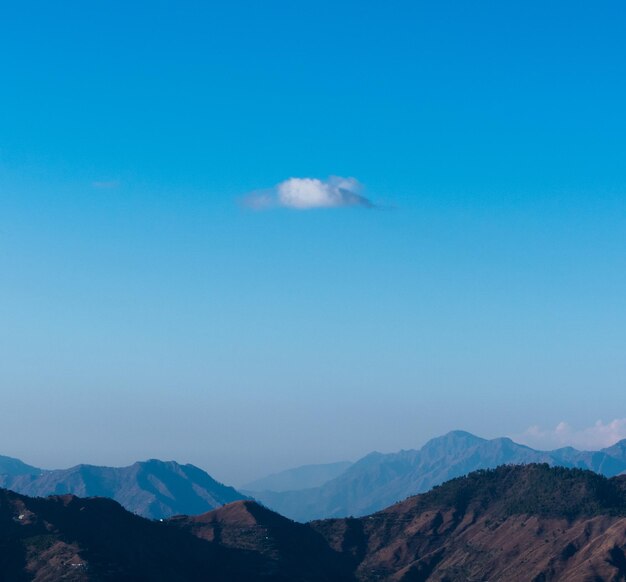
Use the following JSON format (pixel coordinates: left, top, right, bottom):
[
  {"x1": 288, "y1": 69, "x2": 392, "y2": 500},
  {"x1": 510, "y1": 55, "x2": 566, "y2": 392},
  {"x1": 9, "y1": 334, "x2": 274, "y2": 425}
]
[
  {"x1": 3, "y1": 426, "x2": 626, "y2": 487},
  {"x1": 2, "y1": 1, "x2": 626, "y2": 485}
]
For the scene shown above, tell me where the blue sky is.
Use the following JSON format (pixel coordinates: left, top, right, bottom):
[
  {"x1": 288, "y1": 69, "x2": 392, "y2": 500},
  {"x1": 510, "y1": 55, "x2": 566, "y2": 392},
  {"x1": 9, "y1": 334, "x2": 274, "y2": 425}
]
[{"x1": 1, "y1": 1, "x2": 626, "y2": 483}]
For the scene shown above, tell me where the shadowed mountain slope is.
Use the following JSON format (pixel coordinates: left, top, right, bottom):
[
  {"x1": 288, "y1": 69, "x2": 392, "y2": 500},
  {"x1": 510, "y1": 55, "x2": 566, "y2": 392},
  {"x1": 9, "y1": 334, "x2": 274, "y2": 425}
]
[
  {"x1": 0, "y1": 488, "x2": 352, "y2": 581},
  {"x1": 0, "y1": 487, "x2": 286, "y2": 581},
  {"x1": 0, "y1": 459, "x2": 247, "y2": 520},
  {"x1": 169, "y1": 500, "x2": 354, "y2": 581},
  {"x1": 3, "y1": 465, "x2": 626, "y2": 580},
  {"x1": 254, "y1": 431, "x2": 626, "y2": 521}
]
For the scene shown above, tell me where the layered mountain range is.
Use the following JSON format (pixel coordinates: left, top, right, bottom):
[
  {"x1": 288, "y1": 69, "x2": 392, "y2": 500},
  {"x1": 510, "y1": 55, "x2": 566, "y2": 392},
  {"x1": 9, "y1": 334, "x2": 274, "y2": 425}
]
[
  {"x1": 0, "y1": 458, "x2": 247, "y2": 520},
  {"x1": 2, "y1": 464, "x2": 626, "y2": 581},
  {"x1": 3, "y1": 431, "x2": 626, "y2": 524},
  {"x1": 248, "y1": 430, "x2": 626, "y2": 521}
]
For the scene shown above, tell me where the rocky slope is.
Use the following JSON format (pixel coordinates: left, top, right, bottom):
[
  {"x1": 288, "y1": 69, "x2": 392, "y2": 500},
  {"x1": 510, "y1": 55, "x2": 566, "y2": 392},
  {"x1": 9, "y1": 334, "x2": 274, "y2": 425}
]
[{"x1": 312, "y1": 464, "x2": 626, "y2": 581}]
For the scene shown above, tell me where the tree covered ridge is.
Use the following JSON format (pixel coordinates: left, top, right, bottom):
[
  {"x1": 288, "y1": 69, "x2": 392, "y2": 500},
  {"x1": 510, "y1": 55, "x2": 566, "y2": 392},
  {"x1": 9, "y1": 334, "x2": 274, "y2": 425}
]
[{"x1": 401, "y1": 463, "x2": 626, "y2": 520}]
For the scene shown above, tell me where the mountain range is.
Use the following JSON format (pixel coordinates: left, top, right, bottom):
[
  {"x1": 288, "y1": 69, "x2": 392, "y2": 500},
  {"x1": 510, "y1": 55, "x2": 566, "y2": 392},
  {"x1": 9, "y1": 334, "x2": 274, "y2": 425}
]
[
  {"x1": 247, "y1": 430, "x2": 626, "y2": 521},
  {"x1": 0, "y1": 458, "x2": 248, "y2": 520},
  {"x1": 3, "y1": 430, "x2": 626, "y2": 524},
  {"x1": 2, "y1": 464, "x2": 626, "y2": 580}
]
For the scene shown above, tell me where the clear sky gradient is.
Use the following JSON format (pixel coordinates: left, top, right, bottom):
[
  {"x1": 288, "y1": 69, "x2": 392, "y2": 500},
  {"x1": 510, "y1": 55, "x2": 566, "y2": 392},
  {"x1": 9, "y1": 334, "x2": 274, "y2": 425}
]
[{"x1": 1, "y1": 1, "x2": 626, "y2": 483}]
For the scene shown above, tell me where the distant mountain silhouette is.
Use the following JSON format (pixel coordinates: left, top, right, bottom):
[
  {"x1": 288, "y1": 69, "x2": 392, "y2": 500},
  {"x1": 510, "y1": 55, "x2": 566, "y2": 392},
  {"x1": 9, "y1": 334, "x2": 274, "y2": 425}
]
[
  {"x1": 252, "y1": 430, "x2": 626, "y2": 521},
  {"x1": 241, "y1": 461, "x2": 353, "y2": 492},
  {"x1": 0, "y1": 459, "x2": 248, "y2": 519},
  {"x1": 2, "y1": 464, "x2": 626, "y2": 580},
  {"x1": 0, "y1": 454, "x2": 41, "y2": 477},
  {"x1": 4, "y1": 431, "x2": 626, "y2": 524}
]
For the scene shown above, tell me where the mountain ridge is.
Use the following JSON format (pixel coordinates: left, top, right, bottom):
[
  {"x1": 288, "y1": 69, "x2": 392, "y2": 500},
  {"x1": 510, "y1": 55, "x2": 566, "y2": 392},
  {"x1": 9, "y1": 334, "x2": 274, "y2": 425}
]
[
  {"x1": 0, "y1": 458, "x2": 248, "y2": 520},
  {"x1": 4, "y1": 430, "x2": 626, "y2": 523},
  {"x1": 3, "y1": 464, "x2": 626, "y2": 580},
  {"x1": 0, "y1": 455, "x2": 41, "y2": 477},
  {"x1": 250, "y1": 431, "x2": 626, "y2": 521},
  {"x1": 310, "y1": 464, "x2": 626, "y2": 581}
]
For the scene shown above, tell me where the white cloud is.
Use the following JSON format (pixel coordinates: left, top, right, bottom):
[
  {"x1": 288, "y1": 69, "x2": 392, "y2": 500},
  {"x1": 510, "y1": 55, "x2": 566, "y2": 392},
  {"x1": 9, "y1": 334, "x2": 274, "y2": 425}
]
[
  {"x1": 244, "y1": 176, "x2": 374, "y2": 210},
  {"x1": 515, "y1": 419, "x2": 626, "y2": 451}
]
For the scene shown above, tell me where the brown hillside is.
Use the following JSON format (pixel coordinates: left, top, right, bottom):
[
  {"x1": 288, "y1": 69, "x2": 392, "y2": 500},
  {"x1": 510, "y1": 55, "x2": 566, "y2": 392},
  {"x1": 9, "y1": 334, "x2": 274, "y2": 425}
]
[{"x1": 2, "y1": 464, "x2": 626, "y2": 581}]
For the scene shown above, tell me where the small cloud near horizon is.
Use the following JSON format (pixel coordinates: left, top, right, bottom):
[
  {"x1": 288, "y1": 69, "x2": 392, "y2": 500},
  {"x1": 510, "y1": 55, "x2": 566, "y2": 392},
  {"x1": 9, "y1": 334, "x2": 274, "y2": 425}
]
[
  {"x1": 514, "y1": 418, "x2": 626, "y2": 451},
  {"x1": 244, "y1": 176, "x2": 375, "y2": 210}
]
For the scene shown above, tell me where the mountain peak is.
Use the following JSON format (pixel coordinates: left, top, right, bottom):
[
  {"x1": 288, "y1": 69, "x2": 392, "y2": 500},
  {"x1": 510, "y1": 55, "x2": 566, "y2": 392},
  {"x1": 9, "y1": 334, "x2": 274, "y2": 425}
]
[
  {"x1": 444, "y1": 429, "x2": 483, "y2": 440},
  {"x1": 0, "y1": 455, "x2": 41, "y2": 477},
  {"x1": 420, "y1": 430, "x2": 485, "y2": 452},
  {"x1": 0, "y1": 458, "x2": 248, "y2": 519},
  {"x1": 178, "y1": 499, "x2": 287, "y2": 529}
]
